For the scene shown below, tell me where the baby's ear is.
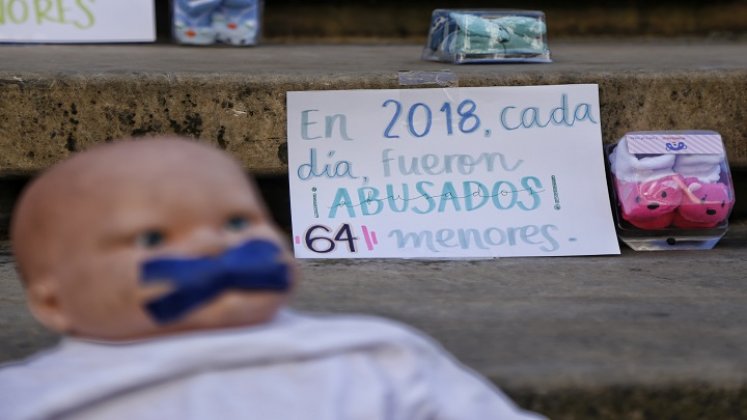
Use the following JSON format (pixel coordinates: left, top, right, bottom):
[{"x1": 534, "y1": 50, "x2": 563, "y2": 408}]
[{"x1": 26, "y1": 276, "x2": 71, "y2": 334}]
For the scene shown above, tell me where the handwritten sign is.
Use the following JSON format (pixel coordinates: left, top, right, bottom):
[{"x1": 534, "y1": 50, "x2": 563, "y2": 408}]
[
  {"x1": 287, "y1": 84, "x2": 620, "y2": 258},
  {"x1": 0, "y1": 0, "x2": 155, "y2": 43}
]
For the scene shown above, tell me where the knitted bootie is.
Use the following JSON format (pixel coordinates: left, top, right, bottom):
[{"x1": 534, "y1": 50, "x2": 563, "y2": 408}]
[
  {"x1": 173, "y1": 0, "x2": 222, "y2": 45},
  {"x1": 609, "y1": 137, "x2": 677, "y2": 183},
  {"x1": 609, "y1": 137, "x2": 681, "y2": 229},
  {"x1": 213, "y1": 0, "x2": 261, "y2": 46},
  {"x1": 673, "y1": 154, "x2": 723, "y2": 184},
  {"x1": 672, "y1": 178, "x2": 733, "y2": 228},
  {"x1": 615, "y1": 175, "x2": 685, "y2": 229}
]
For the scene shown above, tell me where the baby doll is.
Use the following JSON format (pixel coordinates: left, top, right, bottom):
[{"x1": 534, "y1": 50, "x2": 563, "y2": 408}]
[{"x1": 0, "y1": 138, "x2": 542, "y2": 420}]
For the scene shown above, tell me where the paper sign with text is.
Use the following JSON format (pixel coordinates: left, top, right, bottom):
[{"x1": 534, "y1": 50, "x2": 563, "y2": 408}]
[
  {"x1": 287, "y1": 84, "x2": 620, "y2": 258},
  {"x1": 0, "y1": 0, "x2": 155, "y2": 43}
]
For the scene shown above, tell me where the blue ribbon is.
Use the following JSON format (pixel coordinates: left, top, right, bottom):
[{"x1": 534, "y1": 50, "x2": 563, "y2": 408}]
[{"x1": 141, "y1": 240, "x2": 290, "y2": 324}]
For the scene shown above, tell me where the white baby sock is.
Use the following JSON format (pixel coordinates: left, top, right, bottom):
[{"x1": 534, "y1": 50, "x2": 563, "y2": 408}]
[
  {"x1": 610, "y1": 137, "x2": 676, "y2": 183},
  {"x1": 673, "y1": 154, "x2": 723, "y2": 183}
]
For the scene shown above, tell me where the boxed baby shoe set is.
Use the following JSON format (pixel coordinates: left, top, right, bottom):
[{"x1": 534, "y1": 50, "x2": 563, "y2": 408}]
[
  {"x1": 422, "y1": 9, "x2": 551, "y2": 63},
  {"x1": 607, "y1": 131, "x2": 735, "y2": 250},
  {"x1": 173, "y1": 0, "x2": 263, "y2": 46}
]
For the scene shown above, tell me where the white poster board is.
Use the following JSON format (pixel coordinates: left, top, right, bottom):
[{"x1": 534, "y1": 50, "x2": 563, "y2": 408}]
[
  {"x1": 0, "y1": 0, "x2": 155, "y2": 43},
  {"x1": 287, "y1": 84, "x2": 620, "y2": 258}
]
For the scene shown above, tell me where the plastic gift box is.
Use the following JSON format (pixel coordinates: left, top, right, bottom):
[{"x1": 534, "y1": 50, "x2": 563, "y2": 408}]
[
  {"x1": 607, "y1": 131, "x2": 736, "y2": 250},
  {"x1": 422, "y1": 9, "x2": 551, "y2": 64},
  {"x1": 172, "y1": 0, "x2": 262, "y2": 46}
]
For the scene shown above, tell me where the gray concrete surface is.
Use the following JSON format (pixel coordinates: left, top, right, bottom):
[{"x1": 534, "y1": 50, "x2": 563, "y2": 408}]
[
  {"x1": 1, "y1": 41, "x2": 746, "y2": 175},
  {"x1": 2, "y1": 40, "x2": 747, "y2": 418},
  {"x1": 2, "y1": 224, "x2": 747, "y2": 418}
]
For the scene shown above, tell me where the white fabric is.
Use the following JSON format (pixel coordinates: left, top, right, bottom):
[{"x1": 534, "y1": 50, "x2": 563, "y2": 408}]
[
  {"x1": 609, "y1": 137, "x2": 676, "y2": 183},
  {"x1": 0, "y1": 311, "x2": 543, "y2": 420},
  {"x1": 673, "y1": 154, "x2": 723, "y2": 183}
]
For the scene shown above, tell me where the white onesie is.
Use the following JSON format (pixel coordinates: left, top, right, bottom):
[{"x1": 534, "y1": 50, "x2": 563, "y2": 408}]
[{"x1": 0, "y1": 310, "x2": 544, "y2": 420}]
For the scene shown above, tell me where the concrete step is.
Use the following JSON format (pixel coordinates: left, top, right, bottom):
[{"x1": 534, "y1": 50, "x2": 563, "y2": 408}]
[
  {"x1": 2, "y1": 224, "x2": 747, "y2": 418},
  {"x1": 2, "y1": 40, "x2": 746, "y2": 229},
  {"x1": 2, "y1": 40, "x2": 747, "y2": 418},
  {"x1": 1, "y1": 41, "x2": 746, "y2": 176}
]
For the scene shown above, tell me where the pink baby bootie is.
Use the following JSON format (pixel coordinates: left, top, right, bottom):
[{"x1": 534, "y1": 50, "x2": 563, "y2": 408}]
[
  {"x1": 672, "y1": 176, "x2": 733, "y2": 229},
  {"x1": 609, "y1": 137, "x2": 683, "y2": 229},
  {"x1": 672, "y1": 154, "x2": 733, "y2": 228},
  {"x1": 615, "y1": 175, "x2": 685, "y2": 229}
]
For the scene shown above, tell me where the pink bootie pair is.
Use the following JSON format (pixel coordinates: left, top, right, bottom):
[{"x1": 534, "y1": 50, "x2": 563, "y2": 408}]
[{"x1": 609, "y1": 138, "x2": 733, "y2": 230}]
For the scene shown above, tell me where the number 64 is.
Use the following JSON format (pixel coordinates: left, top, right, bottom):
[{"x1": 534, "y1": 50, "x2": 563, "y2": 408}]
[{"x1": 304, "y1": 224, "x2": 358, "y2": 254}]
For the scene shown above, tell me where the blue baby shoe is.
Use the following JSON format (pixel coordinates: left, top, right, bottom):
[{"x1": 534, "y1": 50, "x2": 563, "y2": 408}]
[
  {"x1": 173, "y1": 0, "x2": 222, "y2": 45},
  {"x1": 213, "y1": 0, "x2": 261, "y2": 46}
]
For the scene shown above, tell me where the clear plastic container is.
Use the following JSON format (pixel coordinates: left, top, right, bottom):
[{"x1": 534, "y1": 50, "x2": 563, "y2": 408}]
[
  {"x1": 172, "y1": 0, "x2": 263, "y2": 46},
  {"x1": 607, "y1": 131, "x2": 736, "y2": 251},
  {"x1": 422, "y1": 9, "x2": 551, "y2": 64}
]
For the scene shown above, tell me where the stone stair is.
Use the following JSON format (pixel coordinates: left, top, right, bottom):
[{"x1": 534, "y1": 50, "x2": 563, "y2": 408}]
[{"x1": 1, "y1": 37, "x2": 747, "y2": 419}]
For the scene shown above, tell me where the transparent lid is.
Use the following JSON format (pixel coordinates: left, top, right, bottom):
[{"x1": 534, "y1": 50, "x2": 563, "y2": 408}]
[{"x1": 607, "y1": 131, "x2": 735, "y2": 231}]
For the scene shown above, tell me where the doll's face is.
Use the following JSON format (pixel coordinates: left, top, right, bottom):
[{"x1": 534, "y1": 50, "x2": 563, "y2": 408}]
[{"x1": 13, "y1": 139, "x2": 295, "y2": 341}]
